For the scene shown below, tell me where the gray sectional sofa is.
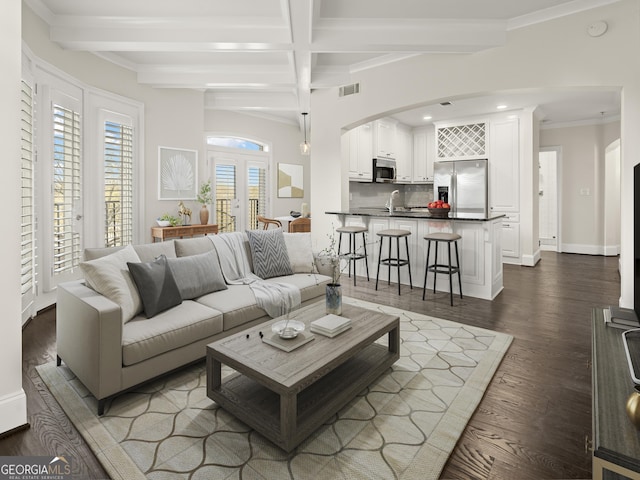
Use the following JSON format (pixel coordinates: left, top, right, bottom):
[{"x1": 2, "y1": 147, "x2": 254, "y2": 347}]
[{"x1": 56, "y1": 232, "x2": 331, "y2": 414}]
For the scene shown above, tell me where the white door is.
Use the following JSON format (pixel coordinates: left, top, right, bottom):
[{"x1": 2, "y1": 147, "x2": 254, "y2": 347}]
[
  {"x1": 209, "y1": 149, "x2": 269, "y2": 233},
  {"x1": 38, "y1": 82, "x2": 85, "y2": 292},
  {"x1": 539, "y1": 147, "x2": 560, "y2": 252}
]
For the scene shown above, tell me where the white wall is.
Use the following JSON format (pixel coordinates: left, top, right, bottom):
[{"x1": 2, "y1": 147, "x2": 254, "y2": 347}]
[
  {"x1": 540, "y1": 120, "x2": 620, "y2": 253},
  {"x1": 203, "y1": 111, "x2": 311, "y2": 218},
  {"x1": 0, "y1": 0, "x2": 28, "y2": 435},
  {"x1": 310, "y1": 0, "x2": 640, "y2": 308}
]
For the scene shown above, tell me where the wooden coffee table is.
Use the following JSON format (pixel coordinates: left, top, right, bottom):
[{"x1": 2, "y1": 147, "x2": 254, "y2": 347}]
[{"x1": 206, "y1": 301, "x2": 400, "y2": 452}]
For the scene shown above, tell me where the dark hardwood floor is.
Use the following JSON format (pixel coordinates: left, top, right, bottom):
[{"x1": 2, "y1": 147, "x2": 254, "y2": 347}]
[{"x1": 0, "y1": 251, "x2": 619, "y2": 479}]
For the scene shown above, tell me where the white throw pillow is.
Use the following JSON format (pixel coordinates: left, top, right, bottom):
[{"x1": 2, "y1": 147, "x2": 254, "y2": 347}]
[
  {"x1": 80, "y1": 244, "x2": 143, "y2": 323},
  {"x1": 283, "y1": 233, "x2": 315, "y2": 273}
]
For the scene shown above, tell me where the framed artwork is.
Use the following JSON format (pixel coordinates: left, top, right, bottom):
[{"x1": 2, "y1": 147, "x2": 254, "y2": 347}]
[
  {"x1": 277, "y1": 163, "x2": 304, "y2": 198},
  {"x1": 158, "y1": 146, "x2": 198, "y2": 200}
]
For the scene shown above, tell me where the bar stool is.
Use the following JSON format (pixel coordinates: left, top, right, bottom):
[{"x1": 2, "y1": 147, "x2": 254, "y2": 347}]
[
  {"x1": 422, "y1": 232, "x2": 463, "y2": 306},
  {"x1": 336, "y1": 225, "x2": 369, "y2": 286},
  {"x1": 375, "y1": 229, "x2": 412, "y2": 295}
]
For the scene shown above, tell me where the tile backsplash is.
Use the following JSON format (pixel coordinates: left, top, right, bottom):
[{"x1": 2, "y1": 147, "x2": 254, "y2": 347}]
[{"x1": 349, "y1": 182, "x2": 434, "y2": 208}]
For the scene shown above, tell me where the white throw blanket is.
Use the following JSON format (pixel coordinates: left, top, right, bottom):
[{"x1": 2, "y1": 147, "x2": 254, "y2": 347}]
[{"x1": 209, "y1": 232, "x2": 301, "y2": 318}]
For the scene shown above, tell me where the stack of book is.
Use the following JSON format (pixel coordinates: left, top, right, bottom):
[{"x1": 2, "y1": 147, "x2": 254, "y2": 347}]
[
  {"x1": 604, "y1": 305, "x2": 640, "y2": 330},
  {"x1": 310, "y1": 314, "x2": 352, "y2": 338}
]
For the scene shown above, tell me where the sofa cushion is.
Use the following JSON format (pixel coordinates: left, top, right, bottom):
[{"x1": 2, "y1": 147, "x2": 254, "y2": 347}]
[
  {"x1": 127, "y1": 255, "x2": 182, "y2": 318},
  {"x1": 79, "y1": 244, "x2": 143, "y2": 323},
  {"x1": 283, "y1": 232, "x2": 315, "y2": 273},
  {"x1": 122, "y1": 300, "x2": 223, "y2": 366},
  {"x1": 246, "y1": 229, "x2": 293, "y2": 279},
  {"x1": 266, "y1": 273, "x2": 331, "y2": 303},
  {"x1": 83, "y1": 245, "x2": 125, "y2": 261},
  {"x1": 196, "y1": 285, "x2": 266, "y2": 331},
  {"x1": 133, "y1": 240, "x2": 177, "y2": 262},
  {"x1": 167, "y1": 250, "x2": 227, "y2": 299},
  {"x1": 174, "y1": 237, "x2": 215, "y2": 257}
]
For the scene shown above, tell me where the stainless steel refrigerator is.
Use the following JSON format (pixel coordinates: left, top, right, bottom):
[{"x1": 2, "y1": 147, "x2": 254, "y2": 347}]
[{"x1": 433, "y1": 159, "x2": 488, "y2": 217}]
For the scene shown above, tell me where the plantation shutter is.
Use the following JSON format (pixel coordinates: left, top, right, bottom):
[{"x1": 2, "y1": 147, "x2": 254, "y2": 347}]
[
  {"x1": 214, "y1": 164, "x2": 237, "y2": 233},
  {"x1": 104, "y1": 121, "x2": 133, "y2": 247},
  {"x1": 21, "y1": 80, "x2": 36, "y2": 321},
  {"x1": 247, "y1": 163, "x2": 267, "y2": 230},
  {"x1": 52, "y1": 103, "x2": 81, "y2": 276}
]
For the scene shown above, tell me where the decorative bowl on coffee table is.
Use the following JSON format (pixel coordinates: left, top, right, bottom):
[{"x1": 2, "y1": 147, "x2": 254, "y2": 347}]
[{"x1": 272, "y1": 319, "x2": 305, "y2": 339}]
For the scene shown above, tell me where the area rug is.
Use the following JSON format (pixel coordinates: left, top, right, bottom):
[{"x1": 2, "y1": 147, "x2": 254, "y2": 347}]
[{"x1": 37, "y1": 297, "x2": 512, "y2": 480}]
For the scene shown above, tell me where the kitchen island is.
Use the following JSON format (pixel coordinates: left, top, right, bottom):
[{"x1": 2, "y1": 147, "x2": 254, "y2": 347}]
[{"x1": 326, "y1": 209, "x2": 504, "y2": 301}]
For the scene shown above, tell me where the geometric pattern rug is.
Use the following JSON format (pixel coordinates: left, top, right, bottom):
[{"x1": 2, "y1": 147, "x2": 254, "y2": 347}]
[{"x1": 37, "y1": 297, "x2": 512, "y2": 480}]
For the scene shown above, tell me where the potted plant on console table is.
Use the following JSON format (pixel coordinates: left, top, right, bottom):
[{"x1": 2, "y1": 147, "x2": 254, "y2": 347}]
[{"x1": 197, "y1": 180, "x2": 213, "y2": 225}]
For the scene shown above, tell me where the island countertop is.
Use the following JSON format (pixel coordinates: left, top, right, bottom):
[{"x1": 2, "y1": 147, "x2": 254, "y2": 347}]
[
  {"x1": 325, "y1": 208, "x2": 505, "y2": 222},
  {"x1": 324, "y1": 209, "x2": 504, "y2": 300}
]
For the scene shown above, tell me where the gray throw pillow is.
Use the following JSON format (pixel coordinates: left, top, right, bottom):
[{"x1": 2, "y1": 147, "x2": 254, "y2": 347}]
[
  {"x1": 127, "y1": 255, "x2": 182, "y2": 318},
  {"x1": 167, "y1": 250, "x2": 227, "y2": 299},
  {"x1": 246, "y1": 229, "x2": 293, "y2": 279}
]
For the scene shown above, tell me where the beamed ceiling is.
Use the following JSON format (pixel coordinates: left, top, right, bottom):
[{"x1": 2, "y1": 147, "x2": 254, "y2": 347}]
[{"x1": 25, "y1": 0, "x2": 622, "y2": 129}]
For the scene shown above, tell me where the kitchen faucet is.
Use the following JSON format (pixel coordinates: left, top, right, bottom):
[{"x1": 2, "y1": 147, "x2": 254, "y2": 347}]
[{"x1": 386, "y1": 190, "x2": 400, "y2": 213}]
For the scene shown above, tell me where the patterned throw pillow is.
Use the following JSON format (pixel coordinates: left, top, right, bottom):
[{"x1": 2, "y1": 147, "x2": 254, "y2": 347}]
[
  {"x1": 127, "y1": 255, "x2": 182, "y2": 318},
  {"x1": 246, "y1": 229, "x2": 293, "y2": 279}
]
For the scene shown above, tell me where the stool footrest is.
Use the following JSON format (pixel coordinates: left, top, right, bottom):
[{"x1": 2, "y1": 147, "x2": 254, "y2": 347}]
[
  {"x1": 428, "y1": 264, "x2": 460, "y2": 275},
  {"x1": 381, "y1": 258, "x2": 409, "y2": 267},
  {"x1": 343, "y1": 252, "x2": 366, "y2": 260}
]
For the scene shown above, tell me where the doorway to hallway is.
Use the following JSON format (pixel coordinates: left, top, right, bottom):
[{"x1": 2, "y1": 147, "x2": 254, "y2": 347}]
[{"x1": 539, "y1": 147, "x2": 561, "y2": 252}]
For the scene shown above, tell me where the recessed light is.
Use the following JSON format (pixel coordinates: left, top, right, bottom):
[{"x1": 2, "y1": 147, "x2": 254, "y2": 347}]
[
  {"x1": 423, "y1": 115, "x2": 432, "y2": 121},
  {"x1": 497, "y1": 104, "x2": 508, "y2": 110}
]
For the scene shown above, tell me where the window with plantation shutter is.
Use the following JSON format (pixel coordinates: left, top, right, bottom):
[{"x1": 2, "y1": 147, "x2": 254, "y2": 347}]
[
  {"x1": 21, "y1": 80, "x2": 36, "y2": 321},
  {"x1": 211, "y1": 148, "x2": 270, "y2": 234},
  {"x1": 52, "y1": 103, "x2": 81, "y2": 276},
  {"x1": 104, "y1": 121, "x2": 133, "y2": 247},
  {"x1": 247, "y1": 164, "x2": 266, "y2": 230},
  {"x1": 215, "y1": 163, "x2": 237, "y2": 233}
]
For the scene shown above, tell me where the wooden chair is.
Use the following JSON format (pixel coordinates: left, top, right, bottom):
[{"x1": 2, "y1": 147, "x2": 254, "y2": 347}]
[
  {"x1": 257, "y1": 215, "x2": 282, "y2": 230},
  {"x1": 289, "y1": 217, "x2": 311, "y2": 233}
]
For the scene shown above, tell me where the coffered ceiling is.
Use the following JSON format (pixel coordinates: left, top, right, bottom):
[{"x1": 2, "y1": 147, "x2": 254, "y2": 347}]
[{"x1": 25, "y1": 0, "x2": 622, "y2": 128}]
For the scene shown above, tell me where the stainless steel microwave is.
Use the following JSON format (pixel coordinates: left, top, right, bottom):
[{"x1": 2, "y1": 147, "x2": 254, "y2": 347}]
[{"x1": 373, "y1": 157, "x2": 396, "y2": 183}]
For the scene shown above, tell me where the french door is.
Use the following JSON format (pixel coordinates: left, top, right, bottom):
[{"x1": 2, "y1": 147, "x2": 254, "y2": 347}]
[
  {"x1": 209, "y1": 149, "x2": 269, "y2": 233},
  {"x1": 37, "y1": 81, "x2": 85, "y2": 292}
]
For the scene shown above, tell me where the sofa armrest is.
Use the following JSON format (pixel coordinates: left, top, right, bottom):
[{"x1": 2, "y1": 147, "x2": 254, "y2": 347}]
[{"x1": 56, "y1": 280, "x2": 123, "y2": 401}]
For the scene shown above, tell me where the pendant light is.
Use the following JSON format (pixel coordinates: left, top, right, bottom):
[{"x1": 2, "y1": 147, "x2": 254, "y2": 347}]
[{"x1": 300, "y1": 112, "x2": 310, "y2": 155}]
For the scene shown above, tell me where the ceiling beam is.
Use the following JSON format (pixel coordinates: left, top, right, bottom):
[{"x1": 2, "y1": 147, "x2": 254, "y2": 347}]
[{"x1": 286, "y1": 0, "x2": 313, "y2": 115}]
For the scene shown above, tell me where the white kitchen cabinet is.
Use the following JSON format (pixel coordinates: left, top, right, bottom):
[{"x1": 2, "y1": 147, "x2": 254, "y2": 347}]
[
  {"x1": 374, "y1": 118, "x2": 397, "y2": 159},
  {"x1": 395, "y1": 124, "x2": 413, "y2": 182},
  {"x1": 412, "y1": 127, "x2": 434, "y2": 183},
  {"x1": 346, "y1": 123, "x2": 373, "y2": 181},
  {"x1": 501, "y1": 220, "x2": 521, "y2": 260},
  {"x1": 489, "y1": 118, "x2": 520, "y2": 212}
]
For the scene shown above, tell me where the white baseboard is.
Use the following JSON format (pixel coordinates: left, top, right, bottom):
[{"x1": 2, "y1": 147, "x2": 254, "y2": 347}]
[
  {"x1": 0, "y1": 389, "x2": 27, "y2": 435},
  {"x1": 603, "y1": 245, "x2": 620, "y2": 256},
  {"x1": 522, "y1": 250, "x2": 541, "y2": 267},
  {"x1": 561, "y1": 243, "x2": 603, "y2": 255}
]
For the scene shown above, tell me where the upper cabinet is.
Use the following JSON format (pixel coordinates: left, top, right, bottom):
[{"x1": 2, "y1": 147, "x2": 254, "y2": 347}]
[
  {"x1": 412, "y1": 126, "x2": 435, "y2": 183},
  {"x1": 374, "y1": 118, "x2": 397, "y2": 158},
  {"x1": 489, "y1": 118, "x2": 520, "y2": 212},
  {"x1": 345, "y1": 123, "x2": 373, "y2": 181},
  {"x1": 395, "y1": 124, "x2": 413, "y2": 182}
]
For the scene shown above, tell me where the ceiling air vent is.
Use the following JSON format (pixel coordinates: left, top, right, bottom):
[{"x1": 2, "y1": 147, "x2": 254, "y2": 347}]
[{"x1": 339, "y1": 83, "x2": 360, "y2": 97}]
